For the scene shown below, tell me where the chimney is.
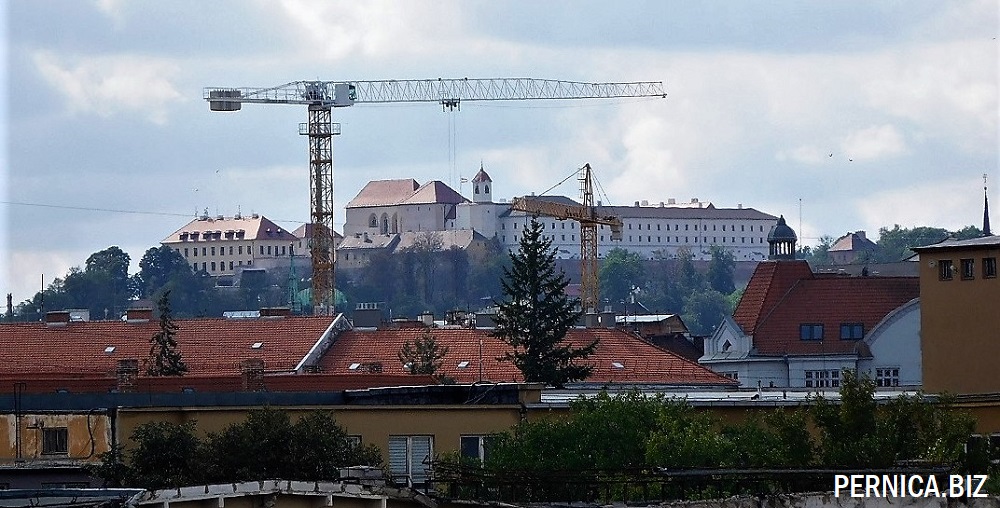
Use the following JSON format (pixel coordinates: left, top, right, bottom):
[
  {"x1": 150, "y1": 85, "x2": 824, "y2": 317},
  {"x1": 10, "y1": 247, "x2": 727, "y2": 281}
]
[
  {"x1": 856, "y1": 230, "x2": 867, "y2": 240},
  {"x1": 241, "y1": 359, "x2": 265, "y2": 391},
  {"x1": 45, "y1": 311, "x2": 71, "y2": 326},
  {"x1": 668, "y1": 198, "x2": 676, "y2": 205},
  {"x1": 126, "y1": 308, "x2": 153, "y2": 322},
  {"x1": 419, "y1": 310, "x2": 434, "y2": 326},
  {"x1": 584, "y1": 311, "x2": 600, "y2": 328},
  {"x1": 260, "y1": 306, "x2": 291, "y2": 318},
  {"x1": 600, "y1": 308, "x2": 617, "y2": 329},
  {"x1": 116, "y1": 359, "x2": 139, "y2": 393},
  {"x1": 634, "y1": 201, "x2": 640, "y2": 207}
]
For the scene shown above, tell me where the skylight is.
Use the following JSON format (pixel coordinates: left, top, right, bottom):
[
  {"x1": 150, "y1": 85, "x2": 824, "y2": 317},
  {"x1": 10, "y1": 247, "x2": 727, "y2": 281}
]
[
  {"x1": 457, "y1": 361, "x2": 470, "y2": 369},
  {"x1": 348, "y1": 363, "x2": 361, "y2": 370},
  {"x1": 611, "y1": 362, "x2": 625, "y2": 369},
  {"x1": 104, "y1": 346, "x2": 116, "y2": 354},
  {"x1": 251, "y1": 342, "x2": 264, "y2": 349}
]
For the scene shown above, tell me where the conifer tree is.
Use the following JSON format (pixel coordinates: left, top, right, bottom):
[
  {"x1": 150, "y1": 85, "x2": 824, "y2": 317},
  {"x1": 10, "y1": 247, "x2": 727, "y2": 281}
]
[
  {"x1": 398, "y1": 328, "x2": 450, "y2": 381},
  {"x1": 493, "y1": 219, "x2": 595, "y2": 387},
  {"x1": 147, "y1": 290, "x2": 187, "y2": 376}
]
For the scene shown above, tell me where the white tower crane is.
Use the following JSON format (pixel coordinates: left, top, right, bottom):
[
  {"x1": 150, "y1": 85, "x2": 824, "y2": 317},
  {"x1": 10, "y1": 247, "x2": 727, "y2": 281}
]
[{"x1": 205, "y1": 78, "x2": 666, "y2": 314}]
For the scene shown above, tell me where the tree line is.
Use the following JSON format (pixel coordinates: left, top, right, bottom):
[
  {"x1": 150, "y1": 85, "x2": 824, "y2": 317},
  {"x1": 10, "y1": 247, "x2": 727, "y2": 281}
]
[
  {"x1": 438, "y1": 371, "x2": 993, "y2": 502},
  {"x1": 799, "y1": 224, "x2": 984, "y2": 266}
]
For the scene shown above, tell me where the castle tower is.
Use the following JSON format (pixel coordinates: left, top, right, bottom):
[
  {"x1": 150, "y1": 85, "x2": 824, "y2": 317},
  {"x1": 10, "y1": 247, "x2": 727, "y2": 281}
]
[
  {"x1": 472, "y1": 164, "x2": 493, "y2": 204},
  {"x1": 767, "y1": 215, "x2": 797, "y2": 260}
]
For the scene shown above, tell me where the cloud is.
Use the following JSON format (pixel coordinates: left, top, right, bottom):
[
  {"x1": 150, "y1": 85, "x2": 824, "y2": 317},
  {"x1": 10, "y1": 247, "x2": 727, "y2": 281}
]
[
  {"x1": 856, "y1": 176, "x2": 988, "y2": 235},
  {"x1": 840, "y1": 124, "x2": 907, "y2": 161},
  {"x1": 93, "y1": 0, "x2": 126, "y2": 27},
  {"x1": 32, "y1": 50, "x2": 183, "y2": 124}
]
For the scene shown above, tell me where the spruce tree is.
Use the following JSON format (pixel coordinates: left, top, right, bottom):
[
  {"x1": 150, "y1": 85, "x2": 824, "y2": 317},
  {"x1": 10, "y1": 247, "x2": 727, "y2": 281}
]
[
  {"x1": 147, "y1": 290, "x2": 188, "y2": 376},
  {"x1": 493, "y1": 219, "x2": 595, "y2": 387}
]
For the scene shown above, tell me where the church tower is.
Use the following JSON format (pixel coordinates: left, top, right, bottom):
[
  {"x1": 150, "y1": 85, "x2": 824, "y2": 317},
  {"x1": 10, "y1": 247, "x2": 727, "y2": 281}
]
[{"x1": 472, "y1": 164, "x2": 493, "y2": 204}]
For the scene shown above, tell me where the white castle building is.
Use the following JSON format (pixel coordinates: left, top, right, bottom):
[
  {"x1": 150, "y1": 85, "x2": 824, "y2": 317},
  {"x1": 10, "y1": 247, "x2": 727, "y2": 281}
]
[{"x1": 341, "y1": 166, "x2": 778, "y2": 264}]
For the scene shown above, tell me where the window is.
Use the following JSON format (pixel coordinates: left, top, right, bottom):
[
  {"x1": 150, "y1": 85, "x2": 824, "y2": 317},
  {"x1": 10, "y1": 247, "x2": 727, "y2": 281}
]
[
  {"x1": 229, "y1": 261, "x2": 234, "y2": 270},
  {"x1": 210, "y1": 262, "x2": 216, "y2": 272},
  {"x1": 211, "y1": 246, "x2": 216, "y2": 256},
  {"x1": 985, "y1": 257, "x2": 998, "y2": 278},
  {"x1": 239, "y1": 245, "x2": 243, "y2": 255},
  {"x1": 460, "y1": 435, "x2": 495, "y2": 463},
  {"x1": 800, "y1": 323, "x2": 824, "y2": 340},
  {"x1": 804, "y1": 369, "x2": 841, "y2": 388},
  {"x1": 229, "y1": 246, "x2": 234, "y2": 255},
  {"x1": 183, "y1": 248, "x2": 189, "y2": 257},
  {"x1": 840, "y1": 323, "x2": 864, "y2": 340},
  {"x1": 938, "y1": 259, "x2": 953, "y2": 280},
  {"x1": 720, "y1": 371, "x2": 739, "y2": 380},
  {"x1": 42, "y1": 427, "x2": 68, "y2": 455},
  {"x1": 388, "y1": 435, "x2": 433, "y2": 483},
  {"x1": 260, "y1": 245, "x2": 265, "y2": 255},
  {"x1": 201, "y1": 262, "x2": 206, "y2": 271},
  {"x1": 202, "y1": 247, "x2": 207, "y2": 256},
  {"x1": 961, "y1": 259, "x2": 975, "y2": 280},
  {"x1": 875, "y1": 367, "x2": 900, "y2": 387},
  {"x1": 347, "y1": 435, "x2": 362, "y2": 449}
]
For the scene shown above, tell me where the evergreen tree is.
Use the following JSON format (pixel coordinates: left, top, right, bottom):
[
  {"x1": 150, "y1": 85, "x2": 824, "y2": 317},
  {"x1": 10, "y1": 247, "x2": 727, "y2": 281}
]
[
  {"x1": 147, "y1": 290, "x2": 188, "y2": 376},
  {"x1": 492, "y1": 219, "x2": 595, "y2": 387}
]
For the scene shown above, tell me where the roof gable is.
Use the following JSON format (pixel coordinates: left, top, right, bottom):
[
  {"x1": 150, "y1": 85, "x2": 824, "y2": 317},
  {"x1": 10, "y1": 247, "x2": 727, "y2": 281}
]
[
  {"x1": 346, "y1": 179, "x2": 421, "y2": 208},
  {"x1": 733, "y1": 260, "x2": 813, "y2": 335}
]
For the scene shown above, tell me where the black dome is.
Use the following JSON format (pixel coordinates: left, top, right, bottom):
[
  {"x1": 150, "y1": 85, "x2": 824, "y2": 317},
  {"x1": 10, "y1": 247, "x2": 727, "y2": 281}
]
[{"x1": 767, "y1": 215, "x2": 797, "y2": 242}]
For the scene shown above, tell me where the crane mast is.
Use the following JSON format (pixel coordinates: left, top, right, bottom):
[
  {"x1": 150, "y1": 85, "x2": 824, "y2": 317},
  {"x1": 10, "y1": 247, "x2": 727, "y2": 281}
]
[
  {"x1": 205, "y1": 78, "x2": 664, "y2": 314},
  {"x1": 510, "y1": 164, "x2": 623, "y2": 314}
]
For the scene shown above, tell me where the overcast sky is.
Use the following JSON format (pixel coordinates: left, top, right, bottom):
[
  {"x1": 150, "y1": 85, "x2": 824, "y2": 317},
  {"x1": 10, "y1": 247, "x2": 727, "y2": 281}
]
[{"x1": 2, "y1": 0, "x2": 998, "y2": 304}]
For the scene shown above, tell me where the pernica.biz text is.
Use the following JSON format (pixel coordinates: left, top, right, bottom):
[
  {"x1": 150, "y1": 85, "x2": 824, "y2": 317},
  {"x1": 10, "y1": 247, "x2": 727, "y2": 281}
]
[{"x1": 834, "y1": 474, "x2": 988, "y2": 498}]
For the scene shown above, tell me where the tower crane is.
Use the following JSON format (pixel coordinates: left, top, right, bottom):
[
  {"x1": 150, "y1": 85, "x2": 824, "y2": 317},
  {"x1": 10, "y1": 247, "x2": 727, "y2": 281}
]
[
  {"x1": 510, "y1": 164, "x2": 622, "y2": 314},
  {"x1": 205, "y1": 78, "x2": 665, "y2": 314}
]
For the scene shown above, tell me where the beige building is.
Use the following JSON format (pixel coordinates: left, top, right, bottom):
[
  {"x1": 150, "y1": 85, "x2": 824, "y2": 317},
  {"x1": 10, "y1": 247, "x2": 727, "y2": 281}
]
[
  {"x1": 912, "y1": 235, "x2": 1000, "y2": 395},
  {"x1": 161, "y1": 213, "x2": 300, "y2": 280}
]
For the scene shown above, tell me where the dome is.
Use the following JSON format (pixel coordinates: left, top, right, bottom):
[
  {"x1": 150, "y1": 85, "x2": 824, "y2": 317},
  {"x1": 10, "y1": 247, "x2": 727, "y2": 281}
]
[
  {"x1": 767, "y1": 215, "x2": 797, "y2": 242},
  {"x1": 767, "y1": 215, "x2": 797, "y2": 260}
]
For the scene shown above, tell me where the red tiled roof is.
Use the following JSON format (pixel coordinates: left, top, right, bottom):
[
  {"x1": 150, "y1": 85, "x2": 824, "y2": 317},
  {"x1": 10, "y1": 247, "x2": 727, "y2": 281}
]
[
  {"x1": 163, "y1": 215, "x2": 297, "y2": 243},
  {"x1": 751, "y1": 276, "x2": 919, "y2": 356},
  {"x1": 345, "y1": 179, "x2": 421, "y2": 208},
  {"x1": 733, "y1": 260, "x2": 813, "y2": 335},
  {"x1": 318, "y1": 327, "x2": 736, "y2": 386},
  {"x1": 0, "y1": 316, "x2": 335, "y2": 378}
]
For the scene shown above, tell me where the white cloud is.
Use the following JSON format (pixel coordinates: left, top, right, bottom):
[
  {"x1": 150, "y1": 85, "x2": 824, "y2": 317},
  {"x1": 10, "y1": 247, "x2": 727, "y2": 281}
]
[
  {"x1": 840, "y1": 124, "x2": 907, "y2": 161},
  {"x1": 32, "y1": 51, "x2": 183, "y2": 124},
  {"x1": 5, "y1": 250, "x2": 79, "y2": 306},
  {"x1": 856, "y1": 177, "x2": 988, "y2": 236},
  {"x1": 94, "y1": 0, "x2": 126, "y2": 27}
]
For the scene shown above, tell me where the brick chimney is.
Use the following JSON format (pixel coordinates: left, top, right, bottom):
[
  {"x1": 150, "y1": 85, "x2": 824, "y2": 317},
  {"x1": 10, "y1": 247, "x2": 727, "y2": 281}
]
[
  {"x1": 241, "y1": 359, "x2": 265, "y2": 391},
  {"x1": 260, "y1": 307, "x2": 291, "y2": 318},
  {"x1": 45, "y1": 311, "x2": 70, "y2": 327},
  {"x1": 126, "y1": 308, "x2": 153, "y2": 322},
  {"x1": 116, "y1": 359, "x2": 139, "y2": 393}
]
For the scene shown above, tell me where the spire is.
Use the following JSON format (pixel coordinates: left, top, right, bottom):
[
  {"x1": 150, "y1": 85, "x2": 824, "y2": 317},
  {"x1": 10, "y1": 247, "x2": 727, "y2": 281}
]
[{"x1": 985, "y1": 173, "x2": 992, "y2": 236}]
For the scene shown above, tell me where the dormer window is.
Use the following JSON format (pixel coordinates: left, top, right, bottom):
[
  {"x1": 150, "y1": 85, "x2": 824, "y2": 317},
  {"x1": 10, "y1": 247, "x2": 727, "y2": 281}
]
[{"x1": 800, "y1": 324, "x2": 824, "y2": 340}]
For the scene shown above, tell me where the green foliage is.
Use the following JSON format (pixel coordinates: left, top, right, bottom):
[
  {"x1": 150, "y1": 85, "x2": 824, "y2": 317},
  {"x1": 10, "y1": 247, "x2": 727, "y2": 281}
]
[
  {"x1": 798, "y1": 235, "x2": 834, "y2": 265},
  {"x1": 598, "y1": 247, "x2": 645, "y2": 305},
  {"x1": 492, "y1": 219, "x2": 594, "y2": 387},
  {"x1": 146, "y1": 290, "x2": 187, "y2": 376},
  {"x1": 706, "y1": 246, "x2": 736, "y2": 295},
  {"x1": 875, "y1": 225, "x2": 950, "y2": 263},
  {"x1": 398, "y1": 328, "x2": 451, "y2": 381},
  {"x1": 92, "y1": 408, "x2": 382, "y2": 489},
  {"x1": 681, "y1": 288, "x2": 730, "y2": 336}
]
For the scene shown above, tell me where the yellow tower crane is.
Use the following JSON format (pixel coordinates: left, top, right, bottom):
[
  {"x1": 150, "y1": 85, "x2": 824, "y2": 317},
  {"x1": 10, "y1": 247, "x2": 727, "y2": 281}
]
[
  {"x1": 510, "y1": 163, "x2": 623, "y2": 314},
  {"x1": 205, "y1": 79, "x2": 664, "y2": 314}
]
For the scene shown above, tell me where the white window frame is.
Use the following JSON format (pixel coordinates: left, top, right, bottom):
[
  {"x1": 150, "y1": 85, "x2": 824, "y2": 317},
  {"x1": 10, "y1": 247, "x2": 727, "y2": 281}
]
[
  {"x1": 460, "y1": 435, "x2": 493, "y2": 463},
  {"x1": 388, "y1": 435, "x2": 433, "y2": 484},
  {"x1": 875, "y1": 367, "x2": 900, "y2": 387}
]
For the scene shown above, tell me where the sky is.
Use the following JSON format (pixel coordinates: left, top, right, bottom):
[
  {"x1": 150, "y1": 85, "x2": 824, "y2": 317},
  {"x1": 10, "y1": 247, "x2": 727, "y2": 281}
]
[{"x1": 2, "y1": 0, "x2": 998, "y2": 304}]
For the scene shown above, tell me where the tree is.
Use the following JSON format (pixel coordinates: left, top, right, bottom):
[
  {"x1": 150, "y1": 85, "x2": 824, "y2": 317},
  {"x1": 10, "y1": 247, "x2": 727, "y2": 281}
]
[
  {"x1": 706, "y1": 246, "x2": 736, "y2": 295},
  {"x1": 398, "y1": 328, "x2": 450, "y2": 378},
  {"x1": 492, "y1": 219, "x2": 595, "y2": 387},
  {"x1": 798, "y1": 235, "x2": 834, "y2": 265},
  {"x1": 598, "y1": 247, "x2": 645, "y2": 305},
  {"x1": 147, "y1": 290, "x2": 188, "y2": 376},
  {"x1": 682, "y1": 288, "x2": 730, "y2": 336},
  {"x1": 875, "y1": 225, "x2": 950, "y2": 263}
]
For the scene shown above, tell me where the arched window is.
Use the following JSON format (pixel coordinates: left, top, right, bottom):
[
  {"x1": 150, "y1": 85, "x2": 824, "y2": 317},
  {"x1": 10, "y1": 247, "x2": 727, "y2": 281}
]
[
  {"x1": 485, "y1": 184, "x2": 490, "y2": 194},
  {"x1": 381, "y1": 213, "x2": 389, "y2": 235},
  {"x1": 369, "y1": 214, "x2": 377, "y2": 228}
]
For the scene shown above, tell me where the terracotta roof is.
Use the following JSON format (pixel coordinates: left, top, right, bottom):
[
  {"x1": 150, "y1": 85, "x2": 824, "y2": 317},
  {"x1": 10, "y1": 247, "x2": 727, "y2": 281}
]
[
  {"x1": 291, "y1": 223, "x2": 343, "y2": 241},
  {"x1": 317, "y1": 327, "x2": 736, "y2": 386},
  {"x1": 0, "y1": 316, "x2": 336, "y2": 377},
  {"x1": 829, "y1": 231, "x2": 877, "y2": 252},
  {"x1": 346, "y1": 179, "x2": 421, "y2": 208},
  {"x1": 163, "y1": 215, "x2": 298, "y2": 244},
  {"x1": 733, "y1": 260, "x2": 814, "y2": 335},
  {"x1": 473, "y1": 167, "x2": 492, "y2": 182},
  {"x1": 737, "y1": 266, "x2": 919, "y2": 355}
]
